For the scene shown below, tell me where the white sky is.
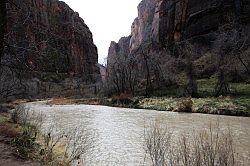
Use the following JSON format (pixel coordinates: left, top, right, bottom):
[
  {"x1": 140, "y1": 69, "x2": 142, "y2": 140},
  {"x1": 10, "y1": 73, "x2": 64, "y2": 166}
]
[{"x1": 62, "y1": 0, "x2": 141, "y2": 64}]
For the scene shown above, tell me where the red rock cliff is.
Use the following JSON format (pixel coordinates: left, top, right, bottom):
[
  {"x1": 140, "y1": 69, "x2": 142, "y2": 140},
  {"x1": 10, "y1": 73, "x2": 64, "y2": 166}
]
[
  {"x1": 107, "y1": 36, "x2": 131, "y2": 66},
  {"x1": 2, "y1": 0, "x2": 101, "y2": 98},
  {"x1": 5, "y1": 0, "x2": 100, "y2": 81},
  {"x1": 109, "y1": 0, "x2": 250, "y2": 56}
]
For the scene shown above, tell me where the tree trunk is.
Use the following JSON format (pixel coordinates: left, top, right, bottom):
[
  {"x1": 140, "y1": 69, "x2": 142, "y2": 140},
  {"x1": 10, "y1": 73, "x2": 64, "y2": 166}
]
[
  {"x1": 215, "y1": 69, "x2": 230, "y2": 97},
  {"x1": 143, "y1": 54, "x2": 152, "y2": 97},
  {"x1": 0, "y1": 0, "x2": 6, "y2": 67},
  {"x1": 238, "y1": 55, "x2": 250, "y2": 74},
  {"x1": 186, "y1": 59, "x2": 198, "y2": 97},
  {"x1": 215, "y1": 53, "x2": 230, "y2": 97}
]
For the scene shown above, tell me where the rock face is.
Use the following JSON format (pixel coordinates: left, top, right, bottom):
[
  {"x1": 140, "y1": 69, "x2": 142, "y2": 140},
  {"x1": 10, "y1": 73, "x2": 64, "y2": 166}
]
[
  {"x1": 109, "y1": 0, "x2": 250, "y2": 56},
  {"x1": 107, "y1": 36, "x2": 131, "y2": 66},
  {"x1": 130, "y1": 0, "x2": 158, "y2": 51},
  {"x1": 97, "y1": 64, "x2": 107, "y2": 82},
  {"x1": 2, "y1": 0, "x2": 101, "y2": 98}
]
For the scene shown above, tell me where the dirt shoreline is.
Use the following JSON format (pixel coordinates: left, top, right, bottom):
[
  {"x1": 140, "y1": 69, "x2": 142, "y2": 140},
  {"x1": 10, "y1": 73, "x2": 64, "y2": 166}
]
[
  {"x1": 0, "y1": 101, "x2": 43, "y2": 166},
  {"x1": 0, "y1": 142, "x2": 40, "y2": 166}
]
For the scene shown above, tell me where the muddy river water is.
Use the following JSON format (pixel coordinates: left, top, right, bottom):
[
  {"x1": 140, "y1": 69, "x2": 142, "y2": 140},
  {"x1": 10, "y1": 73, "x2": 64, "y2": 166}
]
[{"x1": 25, "y1": 102, "x2": 250, "y2": 166}]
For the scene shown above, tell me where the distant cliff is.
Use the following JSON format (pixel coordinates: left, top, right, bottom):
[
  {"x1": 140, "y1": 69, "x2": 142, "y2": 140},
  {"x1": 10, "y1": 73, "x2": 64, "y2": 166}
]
[
  {"x1": 2, "y1": 0, "x2": 101, "y2": 98},
  {"x1": 108, "y1": 0, "x2": 250, "y2": 61}
]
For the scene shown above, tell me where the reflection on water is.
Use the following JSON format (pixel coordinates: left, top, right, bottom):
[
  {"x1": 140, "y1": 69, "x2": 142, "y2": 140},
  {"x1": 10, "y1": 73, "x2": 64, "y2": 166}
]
[{"x1": 26, "y1": 102, "x2": 250, "y2": 166}]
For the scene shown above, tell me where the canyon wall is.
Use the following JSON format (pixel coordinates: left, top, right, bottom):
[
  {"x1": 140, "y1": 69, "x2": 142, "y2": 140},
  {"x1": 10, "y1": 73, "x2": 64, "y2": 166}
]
[
  {"x1": 108, "y1": 0, "x2": 250, "y2": 60},
  {"x1": 107, "y1": 36, "x2": 131, "y2": 66},
  {"x1": 1, "y1": 0, "x2": 101, "y2": 99}
]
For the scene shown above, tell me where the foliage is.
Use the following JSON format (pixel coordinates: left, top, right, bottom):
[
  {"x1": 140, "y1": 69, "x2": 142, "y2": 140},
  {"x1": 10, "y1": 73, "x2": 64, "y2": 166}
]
[{"x1": 0, "y1": 113, "x2": 8, "y2": 124}]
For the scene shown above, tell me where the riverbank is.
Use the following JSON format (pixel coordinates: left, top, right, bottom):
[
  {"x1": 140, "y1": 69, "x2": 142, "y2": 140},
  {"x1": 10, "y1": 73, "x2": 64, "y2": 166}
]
[
  {"x1": 26, "y1": 100, "x2": 250, "y2": 165},
  {"x1": 48, "y1": 96, "x2": 250, "y2": 117},
  {"x1": 0, "y1": 107, "x2": 41, "y2": 166},
  {"x1": 0, "y1": 103, "x2": 81, "y2": 166}
]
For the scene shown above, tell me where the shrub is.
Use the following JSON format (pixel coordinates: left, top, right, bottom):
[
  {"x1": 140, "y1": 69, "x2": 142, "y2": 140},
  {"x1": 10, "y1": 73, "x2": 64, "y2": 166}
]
[
  {"x1": 111, "y1": 93, "x2": 133, "y2": 105},
  {"x1": 13, "y1": 125, "x2": 39, "y2": 158},
  {"x1": 48, "y1": 98, "x2": 69, "y2": 105},
  {"x1": 11, "y1": 105, "x2": 29, "y2": 124},
  {"x1": 144, "y1": 123, "x2": 173, "y2": 165},
  {"x1": 9, "y1": 105, "x2": 44, "y2": 158},
  {"x1": 174, "y1": 98, "x2": 193, "y2": 112},
  {"x1": 40, "y1": 124, "x2": 96, "y2": 166},
  {"x1": 144, "y1": 122, "x2": 242, "y2": 166}
]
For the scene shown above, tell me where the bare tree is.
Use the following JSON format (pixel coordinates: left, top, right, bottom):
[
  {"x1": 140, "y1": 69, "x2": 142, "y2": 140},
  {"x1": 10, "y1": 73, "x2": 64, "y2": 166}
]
[
  {"x1": 178, "y1": 42, "x2": 199, "y2": 97},
  {"x1": 141, "y1": 47, "x2": 153, "y2": 97},
  {"x1": 41, "y1": 124, "x2": 96, "y2": 165},
  {"x1": 214, "y1": 16, "x2": 250, "y2": 96},
  {"x1": 156, "y1": 50, "x2": 180, "y2": 87},
  {"x1": 144, "y1": 122, "x2": 241, "y2": 166},
  {"x1": 135, "y1": 42, "x2": 162, "y2": 97},
  {"x1": 107, "y1": 53, "x2": 139, "y2": 95},
  {"x1": 144, "y1": 123, "x2": 173, "y2": 166},
  {"x1": 107, "y1": 40, "x2": 180, "y2": 97}
]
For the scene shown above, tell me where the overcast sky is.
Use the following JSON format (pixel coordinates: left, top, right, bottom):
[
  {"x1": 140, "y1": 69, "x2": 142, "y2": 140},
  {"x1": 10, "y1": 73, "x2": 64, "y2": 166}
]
[{"x1": 62, "y1": 0, "x2": 141, "y2": 64}]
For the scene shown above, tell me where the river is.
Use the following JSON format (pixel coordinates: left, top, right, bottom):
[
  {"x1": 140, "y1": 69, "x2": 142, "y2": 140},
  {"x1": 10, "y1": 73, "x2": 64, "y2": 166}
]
[{"x1": 25, "y1": 102, "x2": 250, "y2": 166}]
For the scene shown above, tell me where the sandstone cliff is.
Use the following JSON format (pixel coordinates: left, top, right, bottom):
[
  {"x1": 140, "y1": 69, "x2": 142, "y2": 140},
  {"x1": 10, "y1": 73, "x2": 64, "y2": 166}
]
[
  {"x1": 108, "y1": 0, "x2": 250, "y2": 57},
  {"x1": 1, "y1": 0, "x2": 100, "y2": 98},
  {"x1": 107, "y1": 36, "x2": 131, "y2": 66}
]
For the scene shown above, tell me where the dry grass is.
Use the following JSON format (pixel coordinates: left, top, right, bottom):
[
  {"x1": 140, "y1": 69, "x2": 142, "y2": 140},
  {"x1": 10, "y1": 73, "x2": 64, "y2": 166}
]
[
  {"x1": 138, "y1": 97, "x2": 249, "y2": 116},
  {"x1": 48, "y1": 98, "x2": 102, "y2": 106},
  {"x1": 48, "y1": 98, "x2": 74, "y2": 105},
  {"x1": 0, "y1": 123, "x2": 22, "y2": 139}
]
